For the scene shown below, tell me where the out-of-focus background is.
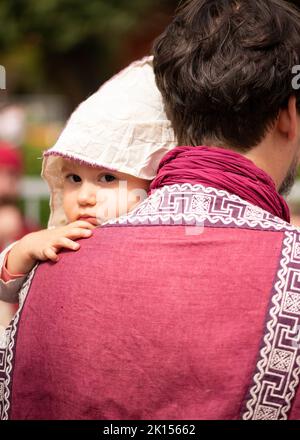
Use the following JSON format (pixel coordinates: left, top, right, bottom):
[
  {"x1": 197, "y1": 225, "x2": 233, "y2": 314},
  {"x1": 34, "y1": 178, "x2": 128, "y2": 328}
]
[
  {"x1": 0, "y1": 0, "x2": 177, "y2": 249},
  {"x1": 0, "y1": 0, "x2": 300, "y2": 250}
]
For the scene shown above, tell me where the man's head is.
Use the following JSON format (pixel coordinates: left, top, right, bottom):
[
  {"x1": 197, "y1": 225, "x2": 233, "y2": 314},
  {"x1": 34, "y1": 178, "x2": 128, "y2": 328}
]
[{"x1": 153, "y1": 0, "x2": 300, "y2": 195}]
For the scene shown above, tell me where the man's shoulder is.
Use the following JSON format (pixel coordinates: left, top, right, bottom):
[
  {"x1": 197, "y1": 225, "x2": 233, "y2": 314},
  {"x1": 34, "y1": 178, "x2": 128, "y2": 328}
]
[{"x1": 104, "y1": 183, "x2": 300, "y2": 236}]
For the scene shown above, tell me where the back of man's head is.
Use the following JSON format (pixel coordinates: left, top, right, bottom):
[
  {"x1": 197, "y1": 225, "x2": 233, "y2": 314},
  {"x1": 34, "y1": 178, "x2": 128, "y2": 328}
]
[{"x1": 153, "y1": 0, "x2": 300, "y2": 151}]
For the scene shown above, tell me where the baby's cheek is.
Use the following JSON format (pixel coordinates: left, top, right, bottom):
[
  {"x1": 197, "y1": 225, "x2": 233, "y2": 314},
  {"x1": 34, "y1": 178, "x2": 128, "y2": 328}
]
[
  {"x1": 94, "y1": 198, "x2": 117, "y2": 223},
  {"x1": 127, "y1": 188, "x2": 148, "y2": 211},
  {"x1": 63, "y1": 196, "x2": 76, "y2": 222}
]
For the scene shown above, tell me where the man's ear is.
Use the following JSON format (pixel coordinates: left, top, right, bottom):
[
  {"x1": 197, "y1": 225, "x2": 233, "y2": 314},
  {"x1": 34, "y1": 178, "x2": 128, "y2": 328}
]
[{"x1": 277, "y1": 96, "x2": 298, "y2": 141}]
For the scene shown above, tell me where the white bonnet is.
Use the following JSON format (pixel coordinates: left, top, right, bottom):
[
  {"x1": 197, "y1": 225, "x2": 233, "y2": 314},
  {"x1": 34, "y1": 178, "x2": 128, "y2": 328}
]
[{"x1": 41, "y1": 56, "x2": 177, "y2": 227}]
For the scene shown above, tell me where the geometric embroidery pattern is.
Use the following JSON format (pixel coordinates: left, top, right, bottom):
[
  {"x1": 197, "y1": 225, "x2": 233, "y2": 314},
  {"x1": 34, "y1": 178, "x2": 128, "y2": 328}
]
[
  {"x1": 106, "y1": 184, "x2": 298, "y2": 233},
  {"x1": 106, "y1": 184, "x2": 300, "y2": 421},
  {"x1": 190, "y1": 194, "x2": 211, "y2": 214},
  {"x1": 0, "y1": 381, "x2": 4, "y2": 402},
  {"x1": 242, "y1": 232, "x2": 300, "y2": 420},
  {"x1": 2, "y1": 183, "x2": 300, "y2": 420},
  {"x1": 269, "y1": 349, "x2": 294, "y2": 372},
  {"x1": 255, "y1": 405, "x2": 279, "y2": 420},
  {"x1": 0, "y1": 267, "x2": 36, "y2": 420},
  {"x1": 283, "y1": 292, "x2": 300, "y2": 315},
  {"x1": 294, "y1": 243, "x2": 300, "y2": 259},
  {"x1": 244, "y1": 205, "x2": 265, "y2": 221}
]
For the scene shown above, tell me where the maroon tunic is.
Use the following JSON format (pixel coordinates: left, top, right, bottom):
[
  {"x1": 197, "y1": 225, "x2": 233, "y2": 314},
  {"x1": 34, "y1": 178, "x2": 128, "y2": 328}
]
[{"x1": 1, "y1": 183, "x2": 300, "y2": 419}]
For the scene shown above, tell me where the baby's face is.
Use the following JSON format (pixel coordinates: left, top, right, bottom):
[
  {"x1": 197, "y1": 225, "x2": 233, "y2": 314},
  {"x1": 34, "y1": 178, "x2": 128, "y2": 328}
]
[{"x1": 61, "y1": 159, "x2": 150, "y2": 225}]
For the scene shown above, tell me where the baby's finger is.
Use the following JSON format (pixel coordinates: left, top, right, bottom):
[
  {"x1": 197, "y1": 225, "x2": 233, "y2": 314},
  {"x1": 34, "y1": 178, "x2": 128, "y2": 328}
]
[
  {"x1": 54, "y1": 237, "x2": 81, "y2": 251},
  {"x1": 65, "y1": 228, "x2": 93, "y2": 240},
  {"x1": 69, "y1": 220, "x2": 95, "y2": 229},
  {"x1": 43, "y1": 247, "x2": 59, "y2": 262}
]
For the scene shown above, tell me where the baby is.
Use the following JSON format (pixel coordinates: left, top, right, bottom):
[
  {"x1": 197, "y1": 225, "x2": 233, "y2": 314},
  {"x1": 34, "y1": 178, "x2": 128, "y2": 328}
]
[
  {"x1": 4, "y1": 160, "x2": 149, "y2": 275},
  {"x1": 0, "y1": 56, "x2": 176, "y2": 327}
]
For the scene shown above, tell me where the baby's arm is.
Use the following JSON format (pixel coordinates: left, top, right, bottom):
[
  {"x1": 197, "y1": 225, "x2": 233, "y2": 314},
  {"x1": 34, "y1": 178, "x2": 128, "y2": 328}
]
[
  {"x1": 0, "y1": 242, "x2": 27, "y2": 303},
  {"x1": 0, "y1": 220, "x2": 94, "y2": 310},
  {"x1": 6, "y1": 220, "x2": 94, "y2": 276},
  {"x1": 0, "y1": 243, "x2": 27, "y2": 331},
  {"x1": 0, "y1": 301, "x2": 18, "y2": 332}
]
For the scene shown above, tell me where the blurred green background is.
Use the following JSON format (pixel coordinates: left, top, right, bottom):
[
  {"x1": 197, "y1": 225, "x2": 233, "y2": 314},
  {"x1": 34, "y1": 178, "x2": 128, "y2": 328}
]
[
  {"x1": 1, "y1": 0, "x2": 300, "y2": 227},
  {"x1": 0, "y1": 0, "x2": 178, "y2": 226},
  {"x1": 0, "y1": 0, "x2": 177, "y2": 105}
]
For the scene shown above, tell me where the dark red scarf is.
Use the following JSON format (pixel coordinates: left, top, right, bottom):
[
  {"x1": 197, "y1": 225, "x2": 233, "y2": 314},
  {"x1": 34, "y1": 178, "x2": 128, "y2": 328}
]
[{"x1": 150, "y1": 145, "x2": 290, "y2": 223}]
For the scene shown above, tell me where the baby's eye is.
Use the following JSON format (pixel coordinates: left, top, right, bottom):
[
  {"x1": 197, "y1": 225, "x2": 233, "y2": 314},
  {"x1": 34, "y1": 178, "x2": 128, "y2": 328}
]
[
  {"x1": 66, "y1": 174, "x2": 81, "y2": 183},
  {"x1": 99, "y1": 174, "x2": 117, "y2": 183}
]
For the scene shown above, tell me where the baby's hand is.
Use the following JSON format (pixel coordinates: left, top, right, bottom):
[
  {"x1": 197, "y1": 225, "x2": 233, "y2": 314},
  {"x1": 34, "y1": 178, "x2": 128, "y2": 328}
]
[{"x1": 6, "y1": 221, "x2": 94, "y2": 275}]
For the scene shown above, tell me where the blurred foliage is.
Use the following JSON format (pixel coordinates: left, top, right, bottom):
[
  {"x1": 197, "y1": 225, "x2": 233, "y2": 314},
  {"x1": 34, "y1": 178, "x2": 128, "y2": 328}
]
[
  {"x1": 0, "y1": 0, "x2": 174, "y2": 52},
  {"x1": 0, "y1": 0, "x2": 178, "y2": 226},
  {"x1": 38, "y1": 198, "x2": 50, "y2": 228},
  {"x1": 19, "y1": 197, "x2": 50, "y2": 228},
  {"x1": 0, "y1": 0, "x2": 177, "y2": 108},
  {"x1": 22, "y1": 143, "x2": 43, "y2": 176},
  {"x1": 1, "y1": 0, "x2": 299, "y2": 225}
]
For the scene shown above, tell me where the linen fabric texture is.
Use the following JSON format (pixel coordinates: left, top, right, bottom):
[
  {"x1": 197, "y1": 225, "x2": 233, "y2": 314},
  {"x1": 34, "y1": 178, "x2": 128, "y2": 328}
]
[
  {"x1": 0, "y1": 55, "x2": 177, "y2": 303},
  {"x1": 42, "y1": 55, "x2": 177, "y2": 228},
  {"x1": 2, "y1": 174, "x2": 300, "y2": 419}
]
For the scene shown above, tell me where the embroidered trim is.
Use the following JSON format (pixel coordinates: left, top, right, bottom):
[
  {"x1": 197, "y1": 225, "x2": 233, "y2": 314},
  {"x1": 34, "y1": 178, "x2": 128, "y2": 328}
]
[
  {"x1": 105, "y1": 184, "x2": 298, "y2": 233},
  {"x1": 242, "y1": 231, "x2": 300, "y2": 420},
  {"x1": 43, "y1": 151, "x2": 119, "y2": 172},
  {"x1": 106, "y1": 184, "x2": 300, "y2": 419},
  {"x1": 1, "y1": 183, "x2": 300, "y2": 420},
  {"x1": 0, "y1": 267, "x2": 37, "y2": 420}
]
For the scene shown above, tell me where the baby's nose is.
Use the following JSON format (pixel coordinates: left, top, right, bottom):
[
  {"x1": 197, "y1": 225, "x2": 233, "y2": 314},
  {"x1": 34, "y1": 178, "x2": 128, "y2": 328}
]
[{"x1": 77, "y1": 185, "x2": 97, "y2": 206}]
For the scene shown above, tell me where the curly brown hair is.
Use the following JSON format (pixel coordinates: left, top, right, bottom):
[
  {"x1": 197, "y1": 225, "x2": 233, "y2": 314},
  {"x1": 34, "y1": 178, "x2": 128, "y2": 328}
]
[{"x1": 153, "y1": 0, "x2": 300, "y2": 151}]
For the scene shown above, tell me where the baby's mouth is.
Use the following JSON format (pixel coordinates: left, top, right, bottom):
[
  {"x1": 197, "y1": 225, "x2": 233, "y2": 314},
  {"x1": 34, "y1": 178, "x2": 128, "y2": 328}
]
[{"x1": 77, "y1": 215, "x2": 99, "y2": 226}]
